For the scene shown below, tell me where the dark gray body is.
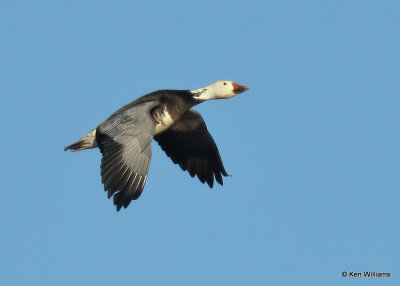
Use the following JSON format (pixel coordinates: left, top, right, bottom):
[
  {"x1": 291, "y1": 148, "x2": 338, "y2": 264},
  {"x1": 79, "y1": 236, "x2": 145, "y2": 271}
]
[{"x1": 65, "y1": 90, "x2": 228, "y2": 211}]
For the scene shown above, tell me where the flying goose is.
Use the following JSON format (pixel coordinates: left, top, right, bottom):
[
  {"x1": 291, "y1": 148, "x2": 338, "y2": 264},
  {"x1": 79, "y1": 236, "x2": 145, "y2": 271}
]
[{"x1": 65, "y1": 80, "x2": 248, "y2": 211}]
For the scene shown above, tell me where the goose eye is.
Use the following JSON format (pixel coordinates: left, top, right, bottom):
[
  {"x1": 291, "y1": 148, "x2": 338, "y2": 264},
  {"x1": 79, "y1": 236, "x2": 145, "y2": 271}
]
[{"x1": 223, "y1": 82, "x2": 227, "y2": 85}]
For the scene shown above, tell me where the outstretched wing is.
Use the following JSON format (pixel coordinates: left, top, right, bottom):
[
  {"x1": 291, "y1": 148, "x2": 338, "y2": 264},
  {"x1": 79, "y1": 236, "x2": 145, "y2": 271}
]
[
  {"x1": 154, "y1": 109, "x2": 228, "y2": 188},
  {"x1": 96, "y1": 101, "x2": 159, "y2": 211}
]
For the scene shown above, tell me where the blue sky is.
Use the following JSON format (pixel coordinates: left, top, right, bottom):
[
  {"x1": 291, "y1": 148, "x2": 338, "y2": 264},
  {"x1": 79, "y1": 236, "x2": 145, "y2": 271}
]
[{"x1": 1, "y1": 1, "x2": 399, "y2": 285}]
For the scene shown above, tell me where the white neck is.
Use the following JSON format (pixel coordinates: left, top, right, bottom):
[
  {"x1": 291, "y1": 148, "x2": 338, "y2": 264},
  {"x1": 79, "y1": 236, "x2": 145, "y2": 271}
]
[
  {"x1": 190, "y1": 86, "x2": 215, "y2": 101},
  {"x1": 189, "y1": 80, "x2": 236, "y2": 101}
]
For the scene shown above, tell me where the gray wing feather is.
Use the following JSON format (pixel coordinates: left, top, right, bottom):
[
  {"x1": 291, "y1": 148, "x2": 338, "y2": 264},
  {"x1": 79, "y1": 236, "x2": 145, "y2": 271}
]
[{"x1": 96, "y1": 101, "x2": 159, "y2": 211}]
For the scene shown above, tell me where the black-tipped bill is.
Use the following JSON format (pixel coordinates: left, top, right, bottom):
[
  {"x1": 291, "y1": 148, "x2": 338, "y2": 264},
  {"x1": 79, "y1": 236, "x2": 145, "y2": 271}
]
[{"x1": 232, "y1": 82, "x2": 249, "y2": 94}]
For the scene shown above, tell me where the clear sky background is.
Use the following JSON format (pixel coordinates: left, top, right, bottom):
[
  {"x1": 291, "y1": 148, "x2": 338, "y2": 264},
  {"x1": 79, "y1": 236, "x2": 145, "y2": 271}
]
[{"x1": 1, "y1": 1, "x2": 399, "y2": 285}]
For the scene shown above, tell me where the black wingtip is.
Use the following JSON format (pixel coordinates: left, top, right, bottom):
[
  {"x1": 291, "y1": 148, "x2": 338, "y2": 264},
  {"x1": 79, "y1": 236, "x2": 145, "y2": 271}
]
[
  {"x1": 112, "y1": 190, "x2": 135, "y2": 212},
  {"x1": 113, "y1": 193, "x2": 125, "y2": 212},
  {"x1": 206, "y1": 177, "x2": 214, "y2": 188},
  {"x1": 107, "y1": 191, "x2": 113, "y2": 199}
]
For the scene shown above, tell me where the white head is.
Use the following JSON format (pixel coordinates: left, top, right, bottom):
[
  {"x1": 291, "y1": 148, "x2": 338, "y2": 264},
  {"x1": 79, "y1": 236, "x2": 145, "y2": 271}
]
[{"x1": 190, "y1": 80, "x2": 248, "y2": 101}]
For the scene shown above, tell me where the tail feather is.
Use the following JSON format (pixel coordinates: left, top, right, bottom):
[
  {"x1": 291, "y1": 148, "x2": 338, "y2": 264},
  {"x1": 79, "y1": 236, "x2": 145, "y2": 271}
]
[
  {"x1": 64, "y1": 128, "x2": 98, "y2": 152},
  {"x1": 64, "y1": 141, "x2": 88, "y2": 151}
]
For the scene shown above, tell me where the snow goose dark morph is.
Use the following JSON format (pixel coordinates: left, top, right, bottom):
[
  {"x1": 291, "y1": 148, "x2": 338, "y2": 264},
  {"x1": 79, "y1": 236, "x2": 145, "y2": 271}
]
[{"x1": 65, "y1": 80, "x2": 249, "y2": 211}]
